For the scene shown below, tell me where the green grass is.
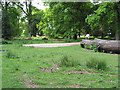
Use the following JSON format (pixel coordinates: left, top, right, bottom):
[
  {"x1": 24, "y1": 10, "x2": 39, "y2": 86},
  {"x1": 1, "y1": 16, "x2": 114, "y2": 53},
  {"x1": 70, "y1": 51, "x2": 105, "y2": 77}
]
[
  {"x1": 86, "y1": 57, "x2": 108, "y2": 71},
  {"x1": 2, "y1": 40, "x2": 118, "y2": 88}
]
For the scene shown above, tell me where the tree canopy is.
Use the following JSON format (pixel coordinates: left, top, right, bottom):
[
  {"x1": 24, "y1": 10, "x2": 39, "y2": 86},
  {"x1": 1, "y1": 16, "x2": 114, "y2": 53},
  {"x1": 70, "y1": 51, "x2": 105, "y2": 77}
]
[{"x1": 1, "y1": 1, "x2": 120, "y2": 40}]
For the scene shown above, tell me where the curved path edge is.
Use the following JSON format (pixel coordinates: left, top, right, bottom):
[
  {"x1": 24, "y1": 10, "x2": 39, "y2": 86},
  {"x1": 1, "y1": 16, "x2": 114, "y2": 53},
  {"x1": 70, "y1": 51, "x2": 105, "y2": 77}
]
[{"x1": 23, "y1": 42, "x2": 81, "y2": 47}]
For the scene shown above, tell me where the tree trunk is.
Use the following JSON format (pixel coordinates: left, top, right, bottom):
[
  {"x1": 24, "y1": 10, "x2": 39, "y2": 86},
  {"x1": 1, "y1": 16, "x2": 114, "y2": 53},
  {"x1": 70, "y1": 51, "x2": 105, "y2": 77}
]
[
  {"x1": 114, "y1": 1, "x2": 120, "y2": 40},
  {"x1": 28, "y1": 1, "x2": 32, "y2": 40},
  {"x1": 93, "y1": 38, "x2": 120, "y2": 53},
  {"x1": 101, "y1": 32, "x2": 104, "y2": 39},
  {"x1": 28, "y1": 31, "x2": 31, "y2": 40},
  {"x1": 73, "y1": 33, "x2": 77, "y2": 40},
  {"x1": 81, "y1": 40, "x2": 93, "y2": 48},
  {"x1": 78, "y1": 29, "x2": 80, "y2": 37}
]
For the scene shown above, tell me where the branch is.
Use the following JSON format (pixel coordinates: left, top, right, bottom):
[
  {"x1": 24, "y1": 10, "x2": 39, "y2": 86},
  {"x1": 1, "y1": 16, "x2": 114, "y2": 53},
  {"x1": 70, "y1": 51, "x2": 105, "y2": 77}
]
[
  {"x1": 25, "y1": 2, "x2": 28, "y2": 14},
  {"x1": 0, "y1": 1, "x2": 4, "y2": 9},
  {"x1": 15, "y1": 3, "x2": 28, "y2": 15}
]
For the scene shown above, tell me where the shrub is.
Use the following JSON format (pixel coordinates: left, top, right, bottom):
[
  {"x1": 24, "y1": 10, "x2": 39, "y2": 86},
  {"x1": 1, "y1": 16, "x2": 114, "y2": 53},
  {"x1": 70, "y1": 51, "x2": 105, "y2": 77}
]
[
  {"x1": 86, "y1": 57, "x2": 107, "y2": 70},
  {"x1": 85, "y1": 45, "x2": 92, "y2": 49},
  {"x1": 91, "y1": 43, "x2": 98, "y2": 52},
  {"x1": 84, "y1": 43, "x2": 98, "y2": 52},
  {"x1": 42, "y1": 37, "x2": 48, "y2": 40},
  {"x1": 58, "y1": 55, "x2": 80, "y2": 67},
  {"x1": 1, "y1": 40, "x2": 12, "y2": 44},
  {"x1": 64, "y1": 39, "x2": 73, "y2": 43}
]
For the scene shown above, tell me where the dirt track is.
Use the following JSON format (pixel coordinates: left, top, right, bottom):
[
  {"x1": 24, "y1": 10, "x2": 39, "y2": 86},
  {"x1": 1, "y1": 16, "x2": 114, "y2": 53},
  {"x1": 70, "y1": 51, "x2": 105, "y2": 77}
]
[{"x1": 23, "y1": 42, "x2": 80, "y2": 47}]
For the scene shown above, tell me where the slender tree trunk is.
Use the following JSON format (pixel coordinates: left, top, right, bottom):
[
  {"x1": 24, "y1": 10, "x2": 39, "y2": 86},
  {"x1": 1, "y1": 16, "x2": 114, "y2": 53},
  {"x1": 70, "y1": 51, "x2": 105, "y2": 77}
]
[
  {"x1": 101, "y1": 32, "x2": 104, "y2": 39},
  {"x1": 28, "y1": 1, "x2": 32, "y2": 40},
  {"x1": 78, "y1": 29, "x2": 80, "y2": 37},
  {"x1": 28, "y1": 31, "x2": 31, "y2": 39},
  {"x1": 73, "y1": 33, "x2": 77, "y2": 40},
  {"x1": 114, "y1": 1, "x2": 120, "y2": 40}
]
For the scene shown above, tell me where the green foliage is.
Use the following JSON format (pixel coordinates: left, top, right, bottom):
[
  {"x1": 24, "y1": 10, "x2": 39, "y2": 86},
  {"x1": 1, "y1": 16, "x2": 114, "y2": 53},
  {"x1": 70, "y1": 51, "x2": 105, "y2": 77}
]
[
  {"x1": 2, "y1": 40, "x2": 12, "y2": 44},
  {"x1": 86, "y1": 57, "x2": 108, "y2": 70},
  {"x1": 63, "y1": 39, "x2": 73, "y2": 43},
  {"x1": 84, "y1": 43, "x2": 98, "y2": 52},
  {"x1": 2, "y1": 2, "x2": 22, "y2": 40},
  {"x1": 91, "y1": 43, "x2": 98, "y2": 52},
  {"x1": 37, "y1": 2, "x2": 94, "y2": 39},
  {"x1": 2, "y1": 2, "x2": 12, "y2": 40},
  {"x1": 86, "y1": 2, "x2": 119, "y2": 39}
]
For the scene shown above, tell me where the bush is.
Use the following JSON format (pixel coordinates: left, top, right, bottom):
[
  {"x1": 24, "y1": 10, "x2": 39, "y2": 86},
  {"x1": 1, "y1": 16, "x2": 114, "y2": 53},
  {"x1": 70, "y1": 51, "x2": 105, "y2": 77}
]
[
  {"x1": 86, "y1": 57, "x2": 107, "y2": 70},
  {"x1": 84, "y1": 42, "x2": 98, "y2": 52},
  {"x1": 1, "y1": 40, "x2": 12, "y2": 44},
  {"x1": 91, "y1": 43, "x2": 98, "y2": 52},
  {"x1": 85, "y1": 45, "x2": 92, "y2": 49},
  {"x1": 58, "y1": 55, "x2": 80, "y2": 67},
  {"x1": 42, "y1": 37, "x2": 48, "y2": 40},
  {"x1": 64, "y1": 39, "x2": 73, "y2": 43}
]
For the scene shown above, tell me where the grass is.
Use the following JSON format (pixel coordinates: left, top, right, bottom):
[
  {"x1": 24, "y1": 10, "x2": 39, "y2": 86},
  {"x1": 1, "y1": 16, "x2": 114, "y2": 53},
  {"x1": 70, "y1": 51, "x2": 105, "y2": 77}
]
[
  {"x1": 58, "y1": 55, "x2": 80, "y2": 67},
  {"x1": 1, "y1": 39, "x2": 118, "y2": 88},
  {"x1": 86, "y1": 57, "x2": 108, "y2": 71}
]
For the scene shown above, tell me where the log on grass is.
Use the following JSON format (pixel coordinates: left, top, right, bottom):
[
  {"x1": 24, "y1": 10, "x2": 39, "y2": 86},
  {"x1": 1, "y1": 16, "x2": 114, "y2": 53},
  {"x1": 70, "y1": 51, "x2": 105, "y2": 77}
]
[
  {"x1": 93, "y1": 38, "x2": 120, "y2": 53},
  {"x1": 81, "y1": 40, "x2": 93, "y2": 48}
]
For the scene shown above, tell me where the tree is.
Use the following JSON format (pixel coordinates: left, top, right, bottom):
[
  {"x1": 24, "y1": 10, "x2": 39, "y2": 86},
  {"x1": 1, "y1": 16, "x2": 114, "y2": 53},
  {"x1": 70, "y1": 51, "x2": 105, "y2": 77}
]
[
  {"x1": 39, "y1": 2, "x2": 95, "y2": 39},
  {"x1": 15, "y1": 0, "x2": 33, "y2": 39},
  {"x1": 31, "y1": 6, "x2": 44, "y2": 37},
  {"x1": 1, "y1": 1, "x2": 12, "y2": 40},
  {"x1": 86, "y1": 2, "x2": 120, "y2": 40},
  {"x1": 37, "y1": 8, "x2": 54, "y2": 38},
  {"x1": 0, "y1": 1, "x2": 22, "y2": 40}
]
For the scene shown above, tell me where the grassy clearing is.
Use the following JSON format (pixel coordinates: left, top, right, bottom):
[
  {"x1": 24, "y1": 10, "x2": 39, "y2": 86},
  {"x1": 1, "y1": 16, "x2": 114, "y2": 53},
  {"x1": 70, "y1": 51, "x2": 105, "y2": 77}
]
[{"x1": 2, "y1": 40, "x2": 118, "y2": 88}]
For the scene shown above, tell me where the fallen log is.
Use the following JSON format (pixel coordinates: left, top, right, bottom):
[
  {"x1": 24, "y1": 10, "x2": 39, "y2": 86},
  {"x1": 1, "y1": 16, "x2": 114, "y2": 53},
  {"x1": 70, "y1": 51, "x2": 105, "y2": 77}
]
[
  {"x1": 81, "y1": 40, "x2": 93, "y2": 48},
  {"x1": 93, "y1": 38, "x2": 120, "y2": 54},
  {"x1": 81, "y1": 38, "x2": 120, "y2": 54}
]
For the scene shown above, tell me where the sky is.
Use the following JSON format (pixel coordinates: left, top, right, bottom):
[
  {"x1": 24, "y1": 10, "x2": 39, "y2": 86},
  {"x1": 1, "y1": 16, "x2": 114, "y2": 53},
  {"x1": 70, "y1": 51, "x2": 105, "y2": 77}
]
[
  {"x1": 32, "y1": 0, "x2": 48, "y2": 10},
  {"x1": 19, "y1": 0, "x2": 48, "y2": 10}
]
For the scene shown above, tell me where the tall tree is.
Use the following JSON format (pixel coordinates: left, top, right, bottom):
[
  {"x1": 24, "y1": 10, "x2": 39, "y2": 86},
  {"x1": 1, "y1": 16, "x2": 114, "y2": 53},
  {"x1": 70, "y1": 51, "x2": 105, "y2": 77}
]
[
  {"x1": 86, "y1": 2, "x2": 120, "y2": 39},
  {"x1": 1, "y1": 1, "x2": 13, "y2": 40},
  {"x1": 0, "y1": 1, "x2": 22, "y2": 40},
  {"x1": 31, "y1": 6, "x2": 43, "y2": 37},
  {"x1": 39, "y1": 2, "x2": 94, "y2": 39},
  {"x1": 15, "y1": 0, "x2": 33, "y2": 39}
]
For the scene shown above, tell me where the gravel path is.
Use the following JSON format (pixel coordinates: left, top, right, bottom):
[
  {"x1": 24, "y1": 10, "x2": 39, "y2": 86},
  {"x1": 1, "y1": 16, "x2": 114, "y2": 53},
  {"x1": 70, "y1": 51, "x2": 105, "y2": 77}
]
[{"x1": 23, "y1": 42, "x2": 80, "y2": 47}]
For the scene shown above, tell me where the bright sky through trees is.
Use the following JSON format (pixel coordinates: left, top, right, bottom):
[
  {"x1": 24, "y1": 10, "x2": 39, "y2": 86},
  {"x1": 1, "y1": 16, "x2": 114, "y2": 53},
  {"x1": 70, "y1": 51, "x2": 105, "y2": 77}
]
[
  {"x1": 32, "y1": 0, "x2": 48, "y2": 10},
  {"x1": 19, "y1": 0, "x2": 48, "y2": 10}
]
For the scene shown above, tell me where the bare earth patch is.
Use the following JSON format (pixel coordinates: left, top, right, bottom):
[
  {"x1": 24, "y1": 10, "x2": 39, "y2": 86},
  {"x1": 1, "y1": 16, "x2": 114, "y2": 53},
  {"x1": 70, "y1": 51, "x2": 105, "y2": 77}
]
[
  {"x1": 68, "y1": 84, "x2": 87, "y2": 88},
  {"x1": 22, "y1": 74, "x2": 40, "y2": 88},
  {"x1": 39, "y1": 66, "x2": 117, "y2": 76},
  {"x1": 62, "y1": 70, "x2": 117, "y2": 76},
  {"x1": 40, "y1": 68, "x2": 57, "y2": 72}
]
